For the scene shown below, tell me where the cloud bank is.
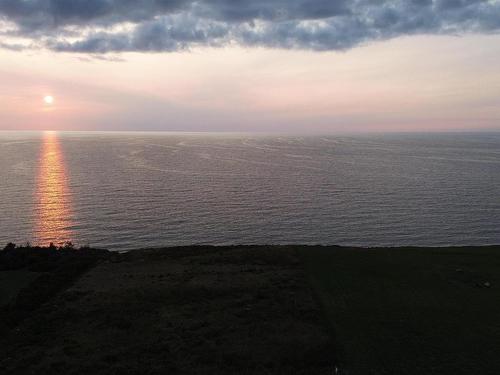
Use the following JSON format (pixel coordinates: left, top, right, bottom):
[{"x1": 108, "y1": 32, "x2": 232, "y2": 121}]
[{"x1": 1, "y1": 0, "x2": 499, "y2": 53}]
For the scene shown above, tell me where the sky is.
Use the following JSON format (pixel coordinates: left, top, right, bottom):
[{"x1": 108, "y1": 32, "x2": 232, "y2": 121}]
[{"x1": 1, "y1": 0, "x2": 500, "y2": 133}]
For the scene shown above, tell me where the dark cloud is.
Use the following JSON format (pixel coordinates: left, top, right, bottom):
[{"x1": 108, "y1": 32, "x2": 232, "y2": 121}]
[
  {"x1": 194, "y1": 0, "x2": 350, "y2": 22},
  {"x1": 0, "y1": 0, "x2": 188, "y2": 31},
  {"x1": 0, "y1": 40, "x2": 29, "y2": 51},
  {"x1": 1, "y1": 0, "x2": 499, "y2": 53}
]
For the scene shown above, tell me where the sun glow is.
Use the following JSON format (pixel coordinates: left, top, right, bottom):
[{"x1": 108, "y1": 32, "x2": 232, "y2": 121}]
[{"x1": 43, "y1": 95, "x2": 54, "y2": 105}]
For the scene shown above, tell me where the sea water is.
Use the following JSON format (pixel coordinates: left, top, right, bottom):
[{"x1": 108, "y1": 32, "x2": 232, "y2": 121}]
[{"x1": 1, "y1": 131, "x2": 499, "y2": 250}]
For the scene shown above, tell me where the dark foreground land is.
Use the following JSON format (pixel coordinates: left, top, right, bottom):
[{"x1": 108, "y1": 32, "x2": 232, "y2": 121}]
[{"x1": 1, "y1": 244, "x2": 500, "y2": 374}]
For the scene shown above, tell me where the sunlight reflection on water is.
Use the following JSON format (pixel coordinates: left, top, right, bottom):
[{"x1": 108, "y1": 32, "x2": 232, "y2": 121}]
[{"x1": 34, "y1": 131, "x2": 73, "y2": 245}]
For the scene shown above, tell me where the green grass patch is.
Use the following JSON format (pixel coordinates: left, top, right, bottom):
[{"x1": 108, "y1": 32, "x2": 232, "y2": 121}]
[
  {"x1": 0, "y1": 270, "x2": 40, "y2": 307},
  {"x1": 300, "y1": 246, "x2": 500, "y2": 375}
]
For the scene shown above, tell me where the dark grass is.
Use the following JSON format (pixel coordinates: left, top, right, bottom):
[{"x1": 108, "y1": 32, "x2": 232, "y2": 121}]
[
  {"x1": 0, "y1": 244, "x2": 110, "y2": 332},
  {"x1": 0, "y1": 269, "x2": 40, "y2": 307},
  {"x1": 2, "y1": 244, "x2": 500, "y2": 374},
  {"x1": 299, "y1": 245, "x2": 500, "y2": 375},
  {"x1": 0, "y1": 245, "x2": 334, "y2": 375}
]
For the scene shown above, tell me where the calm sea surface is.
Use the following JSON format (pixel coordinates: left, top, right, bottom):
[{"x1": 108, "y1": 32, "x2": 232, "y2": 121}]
[{"x1": 1, "y1": 131, "x2": 499, "y2": 251}]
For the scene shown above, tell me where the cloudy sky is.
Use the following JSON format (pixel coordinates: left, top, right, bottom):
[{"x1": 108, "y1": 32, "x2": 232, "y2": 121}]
[{"x1": 1, "y1": 0, "x2": 500, "y2": 132}]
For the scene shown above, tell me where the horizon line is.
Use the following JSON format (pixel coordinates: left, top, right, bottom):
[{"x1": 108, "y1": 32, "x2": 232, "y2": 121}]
[{"x1": 1, "y1": 129, "x2": 500, "y2": 135}]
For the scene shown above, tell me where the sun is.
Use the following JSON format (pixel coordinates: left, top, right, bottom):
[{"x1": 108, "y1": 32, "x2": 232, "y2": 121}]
[{"x1": 44, "y1": 95, "x2": 54, "y2": 105}]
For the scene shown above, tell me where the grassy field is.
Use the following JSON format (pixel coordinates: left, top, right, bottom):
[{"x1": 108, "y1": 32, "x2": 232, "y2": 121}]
[
  {"x1": 300, "y1": 246, "x2": 500, "y2": 375},
  {"x1": 1, "y1": 244, "x2": 500, "y2": 374},
  {"x1": 1, "y1": 246, "x2": 334, "y2": 375},
  {"x1": 0, "y1": 269, "x2": 40, "y2": 307}
]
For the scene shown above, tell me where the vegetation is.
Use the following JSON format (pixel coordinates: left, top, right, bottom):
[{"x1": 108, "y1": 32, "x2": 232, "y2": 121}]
[
  {"x1": 2, "y1": 244, "x2": 500, "y2": 374},
  {"x1": 0, "y1": 245, "x2": 334, "y2": 375},
  {"x1": 0, "y1": 243, "x2": 109, "y2": 332},
  {"x1": 300, "y1": 245, "x2": 500, "y2": 375}
]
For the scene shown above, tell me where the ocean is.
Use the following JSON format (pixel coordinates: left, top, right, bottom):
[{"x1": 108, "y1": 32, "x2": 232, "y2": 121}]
[{"x1": 1, "y1": 131, "x2": 499, "y2": 251}]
